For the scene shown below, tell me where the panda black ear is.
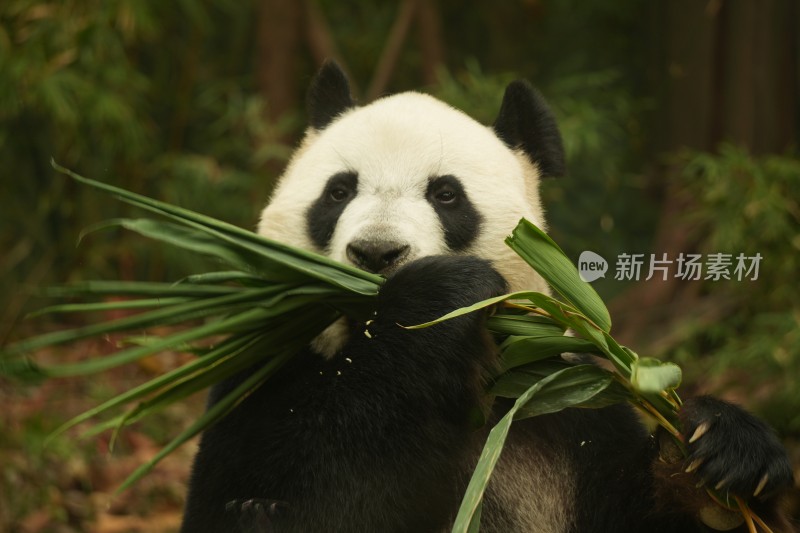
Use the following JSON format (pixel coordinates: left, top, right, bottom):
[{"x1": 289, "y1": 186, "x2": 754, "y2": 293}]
[
  {"x1": 492, "y1": 81, "x2": 565, "y2": 178},
  {"x1": 307, "y1": 60, "x2": 355, "y2": 131}
]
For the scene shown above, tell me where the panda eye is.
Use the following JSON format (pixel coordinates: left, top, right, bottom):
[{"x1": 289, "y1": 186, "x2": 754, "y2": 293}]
[
  {"x1": 329, "y1": 187, "x2": 351, "y2": 202},
  {"x1": 427, "y1": 175, "x2": 465, "y2": 209},
  {"x1": 435, "y1": 188, "x2": 457, "y2": 204}
]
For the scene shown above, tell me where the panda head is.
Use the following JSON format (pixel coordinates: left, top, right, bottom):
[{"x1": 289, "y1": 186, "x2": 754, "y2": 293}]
[{"x1": 258, "y1": 61, "x2": 564, "y2": 296}]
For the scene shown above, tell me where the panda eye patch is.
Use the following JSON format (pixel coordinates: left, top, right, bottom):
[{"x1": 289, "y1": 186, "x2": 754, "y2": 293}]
[
  {"x1": 306, "y1": 171, "x2": 358, "y2": 250},
  {"x1": 425, "y1": 175, "x2": 482, "y2": 251}
]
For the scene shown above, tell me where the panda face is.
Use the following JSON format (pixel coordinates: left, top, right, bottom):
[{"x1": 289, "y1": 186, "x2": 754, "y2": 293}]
[
  {"x1": 258, "y1": 91, "x2": 550, "y2": 294},
  {"x1": 307, "y1": 169, "x2": 483, "y2": 273}
]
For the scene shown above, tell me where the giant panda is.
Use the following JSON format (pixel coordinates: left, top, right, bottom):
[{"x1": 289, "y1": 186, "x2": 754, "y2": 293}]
[{"x1": 181, "y1": 61, "x2": 794, "y2": 533}]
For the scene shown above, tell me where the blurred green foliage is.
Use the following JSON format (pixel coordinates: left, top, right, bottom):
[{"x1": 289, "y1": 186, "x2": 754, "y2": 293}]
[
  {"x1": 671, "y1": 146, "x2": 800, "y2": 432},
  {"x1": 1, "y1": 0, "x2": 798, "y2": 437},
  {"x1": 0, "y1": 0, "x2": 293, "y2": 340}
]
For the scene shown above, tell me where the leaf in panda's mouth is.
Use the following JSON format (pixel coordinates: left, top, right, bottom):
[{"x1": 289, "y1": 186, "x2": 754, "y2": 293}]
[
  {"x1": 2, "y1": 162, "x2": 384, "y2": 490},
  {"x1": 51, "y1": 160, "x2": 384, "y2": 295}
]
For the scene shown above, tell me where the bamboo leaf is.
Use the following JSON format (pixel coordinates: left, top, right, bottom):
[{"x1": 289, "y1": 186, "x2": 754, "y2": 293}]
[
  {"x1": 513, "y1": 365, "x2": 613, "y2": 420},
  {"x1": 108, "y1": 307, "x2": 337, "y2": 441},
  {"x1": 466, "y1": 501, "x2": 482, "y2": 533},
  {"x1": 404, "y1": 291, "x2": 578, "y2": 330},
  {"x1": 108, "y1": 218, "x2": 306, "y2": 283},
  {"x1": 499, "y1": 335, "x2": 599, "y2": 371},
  {"x1": 573, "y1": 379, "x2": 633, "y2": 409},
  {"x1": 47, "y1": 332, "x2": 261, "y2": 444},
  {"x1": 631, "y1": 358, "x2": 682, "y2": 394},
  {"x1": 52, "y1": 161, "x2": 383, "y2": 295},
  {"x1": 490, "y1": 359, "x2": 574, "y2": 397},
  {"x1": 489, "y1": 314, "x2": 565, "y2": 337},
  {"x1": 38, "y1": 304, "x2": 294, "y2": 377},
  {"x1": 115, "y1": 347, "x2": 296, "y2": 493},
  {"x1": 178, "y1": 271, "x2": 268, "y2": 286},
  {"x1": 452, "y1": 365, "x2": 614, "y2": 532},
  {"x1": 43, "y1": 281, "x2": 243, "y2": 298},
  {"x1": 27, "y1": 297, "x2": 191, "y2": 317},
  {"x1": 3, "y1": 285, "x2": 293, "y2": 358},
  {"x1": 505, "y1": 218, "x2": 611, "y2": 332},
  {"x1": 52, "y1": 286, "x2": 342, "y2": 378}
]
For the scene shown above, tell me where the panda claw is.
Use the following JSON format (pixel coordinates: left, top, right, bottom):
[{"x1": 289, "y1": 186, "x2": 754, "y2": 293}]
[
  {"x1": 753, "y1": 473, "x2": 769, "y2": 497},
  {"x1": 714, "y1": 477, "x2": 730, "y2": 491},
  {"x1": 688, "y1": 421, "x2": 711, "y2": 443},
  {"x1": 685, "y1": 458, "x2": 704, "y2": 474}
]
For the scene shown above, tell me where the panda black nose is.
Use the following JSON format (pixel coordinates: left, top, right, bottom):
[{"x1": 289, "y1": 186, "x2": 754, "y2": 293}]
[{"x1": 346, "y1": 240, "x2": 410, "y2": 274}]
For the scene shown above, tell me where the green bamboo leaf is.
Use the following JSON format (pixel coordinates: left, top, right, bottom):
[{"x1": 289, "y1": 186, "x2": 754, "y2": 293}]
[
  {"x1": 109, "y1": 338, "x2": 270, "y2": 448},
  {"x1": 466, "y1": 500, "x2": 482, "y2": 533},
  {"x1": 115, "y1": 347, "x2": 296, "y2": 494},
  {"x1": 631, "y1": 358, "x2": 682, "y2": 394},
  {"x1": 3, "y1": 285, "x2": 292, "y2": 357},
  {"x1": 134, "y1": 206, "x2": 380, "y2": 295},
  {"x1": 52, "y1": 161, "x2": 383, "y2": 295},
  {"x1": 179, "y1": 271, "x2": 268, "y2": 286},
  {"x1": 405, "y1": 291, "x2": 577, "y2": 330},
  {"x1": 108, "y1": 218, "x2": 306, "y2": 283},
  {"x1": 505, "y1": 218, "x2": 611, "y2": 332},
  {"x1": 490, "y1": 359, "x2": 574, "y2": 397},
  {"x1": 452, "y1": 365, "x2": 614, "y2": 533},
  {"x1": 571, "y1": 379, "x2": 633, "y2": 410},
  {"x1": 489, "y1": 315, "x2": 565, "y2": 337},
  {"x1": 47, "y1": 332, "x2": 261, "y2": 444},
  {"x1": 108, "y1": 307, "x2": 338, "y2": 442},
  {"x1": 44, "y1": 286, "x2": 344, "y2": 377},
  {"x1": 499, "y1": 335, "x2": 599, "y2": 371},
  {"x1": 43, "y1": 281, "x2": 242, "y2": 298},
  {"x1": 492, "y1": 360, "x2": 631, "y2": 412},
  {"x1": 41, "y1": 307, "x2": 275, "y2": 377},
  {"x1": 26, "y1": 297, "x2": 191, "y2": 317},
  {"x1": 513, "y1": 365, "x2": 613, "y2": 420},
  {"x1": 554, "y1": 315, "x2": 635, "y2": 375}
]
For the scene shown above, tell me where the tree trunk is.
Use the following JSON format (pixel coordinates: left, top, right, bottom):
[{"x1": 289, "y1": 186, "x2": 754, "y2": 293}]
[
  {"x1": 366, "y1": 0, "x2": 418, "y2": 101},
  {"x1": 256, "y1": 0, "x2": 303, "y2": 121},
  {"x1": 416, "y1": 0, "x2": 445, "y2": 86},
  {"x1": 609, "y1": 0, "x2": 798, "y2": 349}
]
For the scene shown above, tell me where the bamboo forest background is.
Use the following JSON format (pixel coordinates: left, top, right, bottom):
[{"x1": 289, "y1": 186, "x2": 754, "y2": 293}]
[{"x1": 1, "y1": 1, "x2": 799, "y2": 531}]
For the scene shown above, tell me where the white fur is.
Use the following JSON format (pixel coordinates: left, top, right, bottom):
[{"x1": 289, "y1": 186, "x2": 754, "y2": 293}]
[{"x1": 258, "y1": 92, "x2": 549, "y2": 296}]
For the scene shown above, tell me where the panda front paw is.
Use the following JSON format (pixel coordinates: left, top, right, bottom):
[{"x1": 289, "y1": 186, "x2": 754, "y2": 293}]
[
  {"x1": 225, "y1": 498, "x2": 289, "y2": 533},
  {"x1": 377, "y1": 255, "x2": 508, "y2": 325},
  {"x1": 680, "y1": 396, "x2": 793, "y2": 500}
]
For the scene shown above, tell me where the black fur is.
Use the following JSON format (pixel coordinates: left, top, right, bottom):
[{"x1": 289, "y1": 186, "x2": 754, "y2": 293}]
[
  {"x1": 306, "y1": 171, "x2": 358, "y2": 250},
  {"x1": 182, "y1": 256, "x2": 507, "y2": 533},
  {"x1": 426, "y1": 175, "x2": 483, "y2": 251},
  {"x1": 493, "y1": 80, "x2": 566, "y2": 178},
  {"x1": 307, "y1": 61, "x2": 354, "y2": 131},
  {"x1": 680, "y1": 396, "x2": 793, "y2": 498}
]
